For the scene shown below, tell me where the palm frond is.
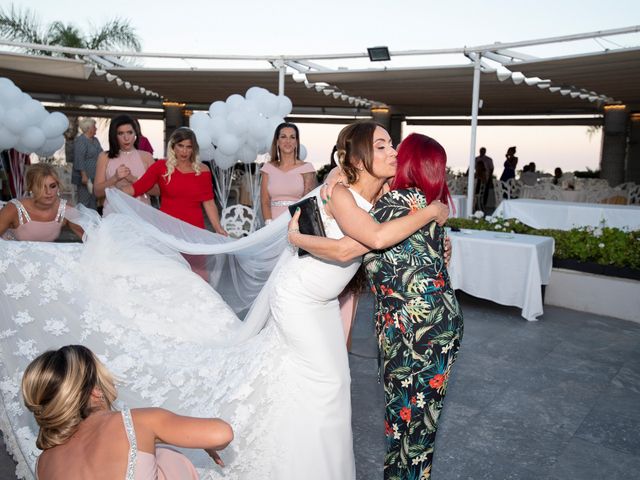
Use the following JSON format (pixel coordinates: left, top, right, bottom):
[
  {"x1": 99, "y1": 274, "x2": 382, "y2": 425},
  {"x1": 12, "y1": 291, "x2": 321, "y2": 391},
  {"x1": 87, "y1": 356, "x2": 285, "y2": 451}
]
[
  {"x1": 46, "y1": 21, "x2": 84, "y2": 56},
  {"x1": 0, "y1": 5, "x2": 48, "y2": 54},
  {"x1": 88, "y1": 18, "x2": 141, "y2": 51}
]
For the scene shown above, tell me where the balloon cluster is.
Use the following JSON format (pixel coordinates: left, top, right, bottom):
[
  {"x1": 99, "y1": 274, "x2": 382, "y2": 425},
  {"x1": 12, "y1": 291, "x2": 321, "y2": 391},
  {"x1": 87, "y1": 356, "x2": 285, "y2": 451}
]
[
  {"x1": 190, "y1": 87, "x2": 304, "y2": 169},
  {"x1": 0, "y1": 77, "x2": 69, "y2": 156}
]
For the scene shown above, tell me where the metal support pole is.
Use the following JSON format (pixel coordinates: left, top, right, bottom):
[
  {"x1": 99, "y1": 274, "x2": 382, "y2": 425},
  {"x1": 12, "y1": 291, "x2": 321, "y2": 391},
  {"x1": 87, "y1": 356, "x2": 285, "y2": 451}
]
[
  {"x1": 278, "y1": 63, "x2": 286, "y2": 96},
  {"x1": 465, "y1": 53, "x2": 481, "y2": 217}
]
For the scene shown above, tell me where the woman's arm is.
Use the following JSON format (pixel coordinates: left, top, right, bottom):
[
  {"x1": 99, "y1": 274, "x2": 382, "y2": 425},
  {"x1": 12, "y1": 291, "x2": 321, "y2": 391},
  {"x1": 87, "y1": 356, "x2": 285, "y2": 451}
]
[
  {"x1": 203, "y1": 200, "x2": 228, "y2": 236},
  {"x1": 329, "y1": 185, "x2": 449, "y2": 250},
  {"x1": 288, "y1": 208, "x2": 368, "y2": 262},
  {"x1": 260, "y1": 172, "x2": 272, "y2": 223},
  {"x1": 0, "y1": 202, "x2": 18, "y2": 237},
  {"x1": 124, "y1": 161, "x2": 160, "y2": 198},
  {"x1": 139, "y1": 152, "x2": 160, "y2": 196},
  {"x1": 134, "y1": 408, "x2": 233, "y2": 466},
  {"x1": 302, "y1": 171, "x2": 317, "y2": 195},
  {"x1": 92, "y1": 153, "x2": 111, "y2": 198},
  {"x1": 64, "y1": 219, "x2": 85, "y2": 240}
]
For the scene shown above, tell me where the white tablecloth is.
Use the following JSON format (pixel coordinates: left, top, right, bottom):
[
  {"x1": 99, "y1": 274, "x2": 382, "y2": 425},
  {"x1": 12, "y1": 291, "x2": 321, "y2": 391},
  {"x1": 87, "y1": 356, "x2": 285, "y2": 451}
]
[
  {"x1": 450, "y1": 195, "x2": 467, "y2": 218},
  {"x1": 448, "y1": 229, "x2": 554, "y2": 321},
  {"x1": 494, "y1": 199, "x2": 640, "y2": 230}
]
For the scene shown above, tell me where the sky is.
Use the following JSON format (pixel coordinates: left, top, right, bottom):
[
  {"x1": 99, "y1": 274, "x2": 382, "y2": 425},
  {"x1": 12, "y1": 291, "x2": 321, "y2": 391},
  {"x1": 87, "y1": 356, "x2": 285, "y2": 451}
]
[{"x1": 6, "y1": 0, "x2": 640, "y2": 173}]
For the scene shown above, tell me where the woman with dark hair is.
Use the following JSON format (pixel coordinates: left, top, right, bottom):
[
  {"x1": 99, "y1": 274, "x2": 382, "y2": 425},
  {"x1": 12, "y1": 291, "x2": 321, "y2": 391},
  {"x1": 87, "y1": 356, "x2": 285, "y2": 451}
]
[
  {"x1": 93, "y1": 114, "x2": 157, "y2": 214},
  {"x1": 259, "y1": 122, "x2": 316, "y2": 224},
  {"x1": 290, "y1": 132, "x2": 462, "y2": 479},
  {"x1": 22, "y1": 344, "x2": 233, "y2": 479},
  {"x1": 119, "y1": 127, "x2": 226, "y2": 235}
]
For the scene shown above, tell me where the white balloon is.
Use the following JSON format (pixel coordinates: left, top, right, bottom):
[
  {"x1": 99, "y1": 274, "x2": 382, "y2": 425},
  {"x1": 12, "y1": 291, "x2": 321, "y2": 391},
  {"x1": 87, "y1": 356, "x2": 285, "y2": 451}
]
[
  {"x1": 298, "y1": 144, "x2": 308, "y2": 161},
  {"x1": 18, "y1": 126, "x2": 46, "y2": 151},
  {"x1": 213, "y1": 148, "x2": 236, "y2": 169},
  {"x1": 238, "y1": 143, "x2": 258, "y2": 164},
  {"x1": 190, "y1": 111, "x2": 210, "y2": 131},
  {"x1": 4, "y1": 107, "x2": 29, "y2": 134},
  {"x1": 226, "y1": 110, "x2": 247, "y2": 136},
  {"x1": 0, "y1": 125, "x2": 18, "y2": 150},
  {"x1": 0, "y1": 104, "x2": 5, "y2": 125},
  {"x1": 22, "y1": 99, "x2": 48, "y2": 126},
  {"x1": 248, "y1": 115, "x2": 269, "y2": 141},
  {"x1": 226, "y1": 94, "x2": 246, "y2": 111},
  {"x1": 200, "y1": 145, "x2": 216, "y2": 162},
  {"x1": 258, "y1": 93, "x2": 278, "y2": 117},
  {"x1": 245, "y1": 86, "x2": 267, "y2": 101},
  {"x1": 208, "y1": 101, "x2": 227, "y2": 118},
  {"x1": 40, "y1": 111, "x2": 68, "y2": 137},
  {"x1": 193, "y1": 128, "x2": 212, "y2": 149},
  {"x1": 209, "y1": 116, "x2": 227, "y2": 144},
  {"x1": 38, "y1": 136, "x2": 65, "y2": 156},
  {"x1": 0, "y1": 79, "x2": 22, "y2": 107},
  {"x1": 276, "y1": 95, "x2": 293, "y2": 117},
  {"x1": 217, "y1": 133, "x2": 241, "y2": 156}
]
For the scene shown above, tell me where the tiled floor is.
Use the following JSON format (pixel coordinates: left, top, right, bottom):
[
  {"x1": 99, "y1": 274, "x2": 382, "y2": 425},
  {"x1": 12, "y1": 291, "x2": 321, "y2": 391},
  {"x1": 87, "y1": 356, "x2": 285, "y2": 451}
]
[{"x1": 2, "y1": 291, "x2": 639, "y2": 479}]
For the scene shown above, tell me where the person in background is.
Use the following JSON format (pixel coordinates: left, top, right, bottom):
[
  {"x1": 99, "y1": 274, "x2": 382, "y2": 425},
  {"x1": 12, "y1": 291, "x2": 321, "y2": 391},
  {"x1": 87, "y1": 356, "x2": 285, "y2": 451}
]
[
  {"x1": 22, "y1": 344, "x2": 233, "y2": 480},
  {"x1": 133, "y1": 117, "x2": 155, "y2": 157},
  {"x1": 72, "y1": 118, "x2": 102, "y2": 210},
  {"x1": 260, "y1": 122, "x2": 316, "y2": 224},
  {"x1": 519, "y1": 163, "x2": 538, "y2": 186},
  {"x1": 553, "y1": 167, "x2": 563, "y2": 185},
  {"x1": 500, "y1": 155, "x2": 517, "y2": 183},
  {"x1": 475, "y1": 147, "x2": 493, "y2": 206},
  {"x1": 0, "y1": 163, "x2": 83, "y2": 241},
  {"x1": 94, "y1": 115, "x2": 158, "y2": 215}
]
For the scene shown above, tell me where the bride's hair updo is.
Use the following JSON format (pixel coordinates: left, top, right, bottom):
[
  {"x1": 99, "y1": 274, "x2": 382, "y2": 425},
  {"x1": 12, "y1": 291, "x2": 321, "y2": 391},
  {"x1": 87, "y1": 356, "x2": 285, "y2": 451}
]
[
  {"x1": 335, "y1": 121, "x2": 382, "y2": 185},
  {"x1": 21, "y1": 345, "x2": 117, "y2": 450}
]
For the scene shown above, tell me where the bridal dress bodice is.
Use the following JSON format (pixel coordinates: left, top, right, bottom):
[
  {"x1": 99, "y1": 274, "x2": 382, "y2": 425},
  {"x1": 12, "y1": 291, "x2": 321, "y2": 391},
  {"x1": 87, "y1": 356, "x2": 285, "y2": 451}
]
[{"x1": 0, "y1": 187, "x2": 370, "y2": 480}]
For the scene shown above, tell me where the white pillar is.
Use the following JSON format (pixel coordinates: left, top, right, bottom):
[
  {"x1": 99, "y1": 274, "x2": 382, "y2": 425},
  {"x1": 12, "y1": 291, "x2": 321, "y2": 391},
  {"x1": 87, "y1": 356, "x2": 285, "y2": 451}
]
[
  {"x1": 465, "y1": 53, "x2": 482, "y2": 217},
  {"x1": 278, "y1": 64, "x2": 285, "y2": 96}
]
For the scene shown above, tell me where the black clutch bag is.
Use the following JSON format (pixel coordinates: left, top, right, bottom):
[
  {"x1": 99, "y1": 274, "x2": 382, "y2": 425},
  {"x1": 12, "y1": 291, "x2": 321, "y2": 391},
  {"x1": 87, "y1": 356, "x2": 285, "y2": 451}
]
[{"x1": 288, "y1": 196, "x2": 327, "y2": 257}]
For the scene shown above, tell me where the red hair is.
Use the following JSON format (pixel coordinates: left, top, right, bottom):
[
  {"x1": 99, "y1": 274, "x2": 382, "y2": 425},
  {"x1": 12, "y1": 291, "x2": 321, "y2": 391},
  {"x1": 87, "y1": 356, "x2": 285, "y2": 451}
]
[{"x1": 391, "y1": 133, "x2": 452, "y2": 211}]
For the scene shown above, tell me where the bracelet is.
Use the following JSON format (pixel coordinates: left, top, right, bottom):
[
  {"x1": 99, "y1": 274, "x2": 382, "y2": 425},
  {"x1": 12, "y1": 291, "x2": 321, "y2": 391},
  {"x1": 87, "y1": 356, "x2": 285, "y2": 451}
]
[{"x1": 288, "y1": 228, "x2": 300, "y2": 234}]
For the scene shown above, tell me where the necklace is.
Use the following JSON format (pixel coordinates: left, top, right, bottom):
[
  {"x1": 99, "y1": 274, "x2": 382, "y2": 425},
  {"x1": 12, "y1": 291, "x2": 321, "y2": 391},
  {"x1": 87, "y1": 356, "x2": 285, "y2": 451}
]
[{"x1": 119, "y1": 149, "x2": 135, "y2": 156}]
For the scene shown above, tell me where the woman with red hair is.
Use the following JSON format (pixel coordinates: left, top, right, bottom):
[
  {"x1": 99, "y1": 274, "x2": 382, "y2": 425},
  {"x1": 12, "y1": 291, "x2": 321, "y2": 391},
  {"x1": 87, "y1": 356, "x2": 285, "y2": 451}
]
[
  {"x1": 364, "y1": 133, "x2": 463, "y2": 479},
  {"x1": 290, "y1": 131, "x2": 462, "y2": 479}
]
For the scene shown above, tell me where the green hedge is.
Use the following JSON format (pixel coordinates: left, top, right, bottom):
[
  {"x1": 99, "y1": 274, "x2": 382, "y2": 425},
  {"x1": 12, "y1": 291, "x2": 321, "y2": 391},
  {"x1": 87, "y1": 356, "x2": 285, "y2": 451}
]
[{"x1": 447, "y1": 216, "x2": 640, "y2": 269}]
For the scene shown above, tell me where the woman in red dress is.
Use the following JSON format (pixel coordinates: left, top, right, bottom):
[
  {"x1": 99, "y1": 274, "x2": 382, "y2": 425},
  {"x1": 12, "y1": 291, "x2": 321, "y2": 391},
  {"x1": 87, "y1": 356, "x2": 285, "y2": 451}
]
[{"x1": 119, "y1": 127, "x2": 226, "y2": 234}]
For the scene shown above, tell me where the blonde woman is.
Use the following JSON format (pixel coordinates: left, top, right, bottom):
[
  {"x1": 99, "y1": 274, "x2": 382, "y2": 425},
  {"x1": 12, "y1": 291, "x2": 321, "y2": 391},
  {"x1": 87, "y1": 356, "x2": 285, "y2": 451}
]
[
  {"x1": 22, "y1": 344, "x2": 233, "y2": 480},
  {"x1": 0, "y1": 163, "x2": 84, "y2": 241},
  {"x1": 119, "y1": 127, "x2": 226, "y2": 235}
]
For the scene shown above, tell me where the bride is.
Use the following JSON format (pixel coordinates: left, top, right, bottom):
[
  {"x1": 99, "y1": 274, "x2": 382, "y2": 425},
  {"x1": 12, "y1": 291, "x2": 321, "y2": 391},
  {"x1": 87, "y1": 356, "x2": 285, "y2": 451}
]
[{"x1": 0, "y1": 121, "x2": 447, "y2": 479}]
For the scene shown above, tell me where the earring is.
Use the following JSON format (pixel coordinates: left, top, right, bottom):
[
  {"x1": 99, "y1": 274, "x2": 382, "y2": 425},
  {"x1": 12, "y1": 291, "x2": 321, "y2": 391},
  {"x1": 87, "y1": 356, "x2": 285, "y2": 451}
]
[{"x1": 276, "y1": 146, "x2": 281, "y2": 161}]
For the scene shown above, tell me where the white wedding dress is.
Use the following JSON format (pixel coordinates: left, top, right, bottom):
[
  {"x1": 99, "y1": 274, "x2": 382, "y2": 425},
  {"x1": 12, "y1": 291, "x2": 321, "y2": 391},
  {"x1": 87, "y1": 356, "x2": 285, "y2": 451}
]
[{"x1": 0, "y1": 187, "x2": 371, "y2": 480}]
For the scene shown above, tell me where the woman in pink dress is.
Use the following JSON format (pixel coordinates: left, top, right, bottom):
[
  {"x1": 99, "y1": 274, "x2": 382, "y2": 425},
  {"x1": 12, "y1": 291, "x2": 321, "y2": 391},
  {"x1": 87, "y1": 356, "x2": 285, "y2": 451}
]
[
  {"x1": 94, "y1": 115, "x2": 158, "y2": 215},
  {"x1": 0, "y1": 163, "x2": 83, "y2": 241},
  {"x1": 23, "y1": 345, "x2": 233, "y2": 480},
  {"x1": 260, "y1": 122, "x2": 316, "y2": 224}
]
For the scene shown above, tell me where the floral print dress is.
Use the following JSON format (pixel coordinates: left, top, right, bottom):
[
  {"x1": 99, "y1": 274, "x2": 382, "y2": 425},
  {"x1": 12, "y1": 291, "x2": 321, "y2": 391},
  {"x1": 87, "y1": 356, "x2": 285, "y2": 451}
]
[{"x1": 363, "y1": 188, "x2": 464, "y2": 480}]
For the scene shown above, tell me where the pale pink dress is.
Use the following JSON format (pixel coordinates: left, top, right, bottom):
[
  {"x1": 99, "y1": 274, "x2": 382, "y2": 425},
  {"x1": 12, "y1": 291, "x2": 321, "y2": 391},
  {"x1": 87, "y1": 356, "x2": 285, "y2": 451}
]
[
  {"x1": 103, "y1": 150, "x2": 151, "y2": 213},
  {"x1": 34, "y1": 409, "x2": 199, "y2": 480},
  {"x1": 260, "y1": 161, "x2": 316, "y2": 218},
  {"x1": 121, "y1": 409, "x2": 199, "y2": 480},
  {"x1": 3, "y1": 199, "x2": 67, "y2": 242}
]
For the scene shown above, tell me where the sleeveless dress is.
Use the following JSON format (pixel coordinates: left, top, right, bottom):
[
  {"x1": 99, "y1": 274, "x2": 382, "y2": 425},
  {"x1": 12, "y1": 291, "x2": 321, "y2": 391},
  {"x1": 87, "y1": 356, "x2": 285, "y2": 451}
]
[
  {"x1": 260, "y1": 162, "x2": 316, "y2": 218},
  {"x1": 0, "y1": 187, "x2": 371, "y2": 480},
  {"x1": 34, "y1": 410, "x2": 198, "y2": 480},
  {"x1": 3, "y1": 199, "x2": 66, "y2": 242},
  {"x1": 103, "y1": 150, "x2": 151, "y2": 214}
]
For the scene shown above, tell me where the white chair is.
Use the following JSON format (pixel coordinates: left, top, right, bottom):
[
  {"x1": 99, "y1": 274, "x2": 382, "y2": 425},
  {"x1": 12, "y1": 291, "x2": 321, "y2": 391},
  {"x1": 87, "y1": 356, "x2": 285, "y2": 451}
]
[
  {"x1": 628, "y1": 184, "x2": 640, "y2": 205},
  {"x1": 502, "y1": 178, "x2": 523, "y2": 199},
  {"x1": 492, "y1": 178, "x2": 505, "y2": 207},
  {"x1": 221, "y1": 204, "x2": 255, "y2": 238}
]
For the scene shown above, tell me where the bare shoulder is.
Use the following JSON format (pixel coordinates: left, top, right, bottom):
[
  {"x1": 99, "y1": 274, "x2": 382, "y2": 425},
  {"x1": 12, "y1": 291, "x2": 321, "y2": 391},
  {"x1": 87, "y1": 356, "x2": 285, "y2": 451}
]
[{"x1": 140, "y1": 151, "x2": 154, "y2": 166}]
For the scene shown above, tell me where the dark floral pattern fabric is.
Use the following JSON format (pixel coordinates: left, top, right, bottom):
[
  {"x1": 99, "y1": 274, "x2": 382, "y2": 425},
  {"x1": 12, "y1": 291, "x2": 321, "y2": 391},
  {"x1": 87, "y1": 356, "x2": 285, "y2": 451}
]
[{"x1": 364, "y1": 188, "x2": 464, "y2": 480}]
